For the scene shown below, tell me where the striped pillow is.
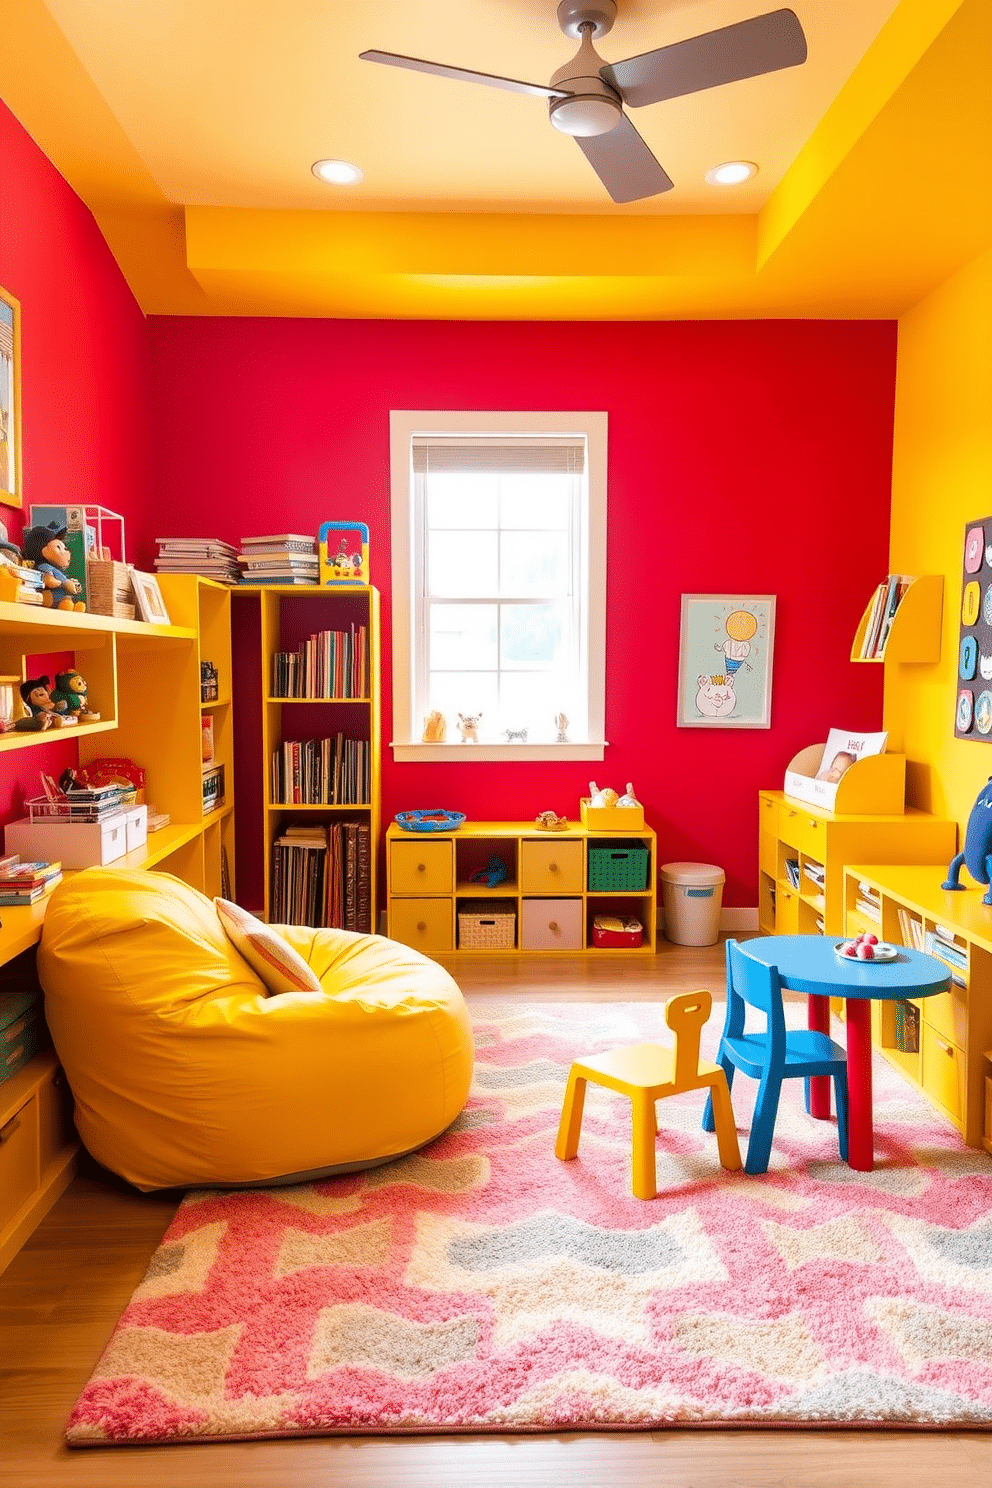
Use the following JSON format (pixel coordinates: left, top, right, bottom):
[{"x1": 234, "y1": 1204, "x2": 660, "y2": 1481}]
[{"x1": 214, "y1": 898, "x2": 322, "y2": 996}]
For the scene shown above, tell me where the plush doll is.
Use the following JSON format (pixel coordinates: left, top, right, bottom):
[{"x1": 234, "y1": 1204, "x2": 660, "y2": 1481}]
[
  {"x1": 17, "y1": 675, "x2": 68, "y2": 729},
  {"x1": 21, "y1": 522, "x2": 85, "y2": 610},
  {"x1": 51, "y1": 670, "x2": 98, "y2": 721}
]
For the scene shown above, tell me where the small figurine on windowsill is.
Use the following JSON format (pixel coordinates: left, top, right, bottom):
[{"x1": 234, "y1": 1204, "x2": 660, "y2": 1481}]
[
  {"x1": 457, "y1": 711, "x2": 481, "y2": 743},
  {"x1": 554, "y1": 712, "x2": 569, "y2": 744},
  {"x1": 51, "y1": 670, "x2": 100, "y2": 722},
  {"x1": 422, "y1": 710, "x2": 446, "y2": 743},
  {"x1": 21, "y1": 522, "x2": 85, "y2": 611},
  {"x1": 16, "y1": 675, "x2": 72, "y2": 729}
]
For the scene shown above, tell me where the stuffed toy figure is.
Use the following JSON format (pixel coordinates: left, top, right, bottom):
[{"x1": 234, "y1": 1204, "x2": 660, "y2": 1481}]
[
  {"x1": 17, "y1": 675, "x2": 69, "y2": 729},
  {"x1": 21, "y1": 522, "x2": 85, "y2": 610},
  {"x1": 51, "y1": 670, "x2": 98, "y2": 721}
]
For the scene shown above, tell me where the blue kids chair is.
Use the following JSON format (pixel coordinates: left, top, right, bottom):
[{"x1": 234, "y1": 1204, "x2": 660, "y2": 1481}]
[{"x1": 702, "y1": 939, "x2": 848, "y2": 1174}]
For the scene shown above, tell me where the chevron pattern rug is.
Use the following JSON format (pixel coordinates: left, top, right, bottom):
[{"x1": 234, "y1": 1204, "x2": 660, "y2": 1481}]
[{"x1": 67, "y1": 1001, "x2": 992, "y2": 1445}]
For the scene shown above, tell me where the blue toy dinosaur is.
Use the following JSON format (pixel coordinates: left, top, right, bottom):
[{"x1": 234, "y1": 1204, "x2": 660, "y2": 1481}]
[{"x1": 941, "y1": 776, "x2": 992, "y2": 905}]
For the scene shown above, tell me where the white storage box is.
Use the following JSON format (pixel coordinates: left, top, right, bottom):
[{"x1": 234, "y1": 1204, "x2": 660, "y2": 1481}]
[
  {"x1": 124, "y1": 804, "x2": 148, "y2": 853},
  {"x1": 5, "y1": 812, "x2": 129, "y2": 869}
]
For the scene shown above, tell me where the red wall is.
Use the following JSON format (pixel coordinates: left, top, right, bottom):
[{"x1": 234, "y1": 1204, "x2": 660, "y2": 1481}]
[
  {"x1": 147, "y1": 316, "x2": 895, "y2": 910},
  {"x1": 0, "y1": 102, "x2": 151, "y2": 830}
]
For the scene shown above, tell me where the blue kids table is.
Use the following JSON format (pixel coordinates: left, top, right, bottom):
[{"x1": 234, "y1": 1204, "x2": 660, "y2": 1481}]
[{"x1": 742, "y1": 935, "x2": 951, "y2": 1171}]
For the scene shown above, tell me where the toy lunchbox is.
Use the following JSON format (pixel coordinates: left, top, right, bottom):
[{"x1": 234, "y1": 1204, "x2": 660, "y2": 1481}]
[{"x1": 319, "y1": 521, "x2": 369, "y2": 587}]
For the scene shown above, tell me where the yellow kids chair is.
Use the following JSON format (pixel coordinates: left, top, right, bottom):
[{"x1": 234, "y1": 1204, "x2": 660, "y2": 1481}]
[{"x1": 555, "y1": 990, "x2": 742, "y2": 1198}]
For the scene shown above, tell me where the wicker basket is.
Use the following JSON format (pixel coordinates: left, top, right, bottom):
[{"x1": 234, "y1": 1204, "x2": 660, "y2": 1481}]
[
  {"x1": 87, "y1": 558, "x2": 135, "y2": 619},
  {"x1": 458, "y1": 902, "x2": 516, "y2": 949}
]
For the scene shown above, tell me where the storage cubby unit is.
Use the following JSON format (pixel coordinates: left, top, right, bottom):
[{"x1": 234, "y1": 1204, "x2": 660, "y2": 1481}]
[
  {"x1": 850, "y1": 573, "x2": 943, "y2": 663},
  {"x1": 0, "y1": 577, "x2": 234, "y2": 1271},
  {"x1": 231, "y1": 585, "x2": 380, "y2": 929},
  {"x1": 387, "y1": 819, "x2": 657, "y2": 955},
  {"x1": 757, "y1": 790, "x2": 955, "y2": 939},
  {"x1": 843, "y1": 864, "x2": 992, "y2": 1149}
]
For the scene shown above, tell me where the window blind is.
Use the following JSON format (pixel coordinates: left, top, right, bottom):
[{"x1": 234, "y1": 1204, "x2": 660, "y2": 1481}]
[{"x1": 412, "y1": 436, "x2": 585, "y2": 475}]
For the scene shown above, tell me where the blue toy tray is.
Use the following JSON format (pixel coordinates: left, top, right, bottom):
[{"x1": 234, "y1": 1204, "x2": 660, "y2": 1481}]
[{"x1": 394, "y1": 809, "x2": 466, "y2": 833}]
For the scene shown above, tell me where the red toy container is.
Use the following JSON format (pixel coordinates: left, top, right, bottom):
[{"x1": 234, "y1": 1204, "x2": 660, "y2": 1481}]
[{"x1": 591, "y1": 919, "x2": 643, "y2": 948}]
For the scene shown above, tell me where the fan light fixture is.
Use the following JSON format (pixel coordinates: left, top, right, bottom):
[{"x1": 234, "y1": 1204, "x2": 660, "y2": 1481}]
[
  {"x1": 312, "y1": 159, "x2": 364, "y2": 185},
  {"x1": 705, "y1": 160, "x2": 758, "y2": 186}
]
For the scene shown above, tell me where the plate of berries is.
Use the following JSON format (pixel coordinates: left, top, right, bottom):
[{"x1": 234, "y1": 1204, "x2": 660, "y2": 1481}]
[{"x1": 835, "y1": 933, "x2": 898, "y2": 963}]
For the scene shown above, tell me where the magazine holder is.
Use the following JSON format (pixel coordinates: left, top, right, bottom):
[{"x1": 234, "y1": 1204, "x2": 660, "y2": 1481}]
[{"x1": 784, "y1": 745, "x2": 906, "y2": 815}]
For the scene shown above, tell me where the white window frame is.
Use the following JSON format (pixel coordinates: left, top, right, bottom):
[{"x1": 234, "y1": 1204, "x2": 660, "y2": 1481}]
[{"x1": 389, "y1": 410, "x2": 608, "y2": 763}]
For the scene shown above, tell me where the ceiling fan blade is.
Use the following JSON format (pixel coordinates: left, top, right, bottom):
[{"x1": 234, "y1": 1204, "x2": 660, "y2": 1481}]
[
  {"x1": 359, "y1": 50, "x2": 567, "y2": 100},
  {"x1": 604, "y1": 8, "x2": 807, "y2": 108},
  {"x1": 574, "y1": 115, "x2": 674, "y2": 203}
]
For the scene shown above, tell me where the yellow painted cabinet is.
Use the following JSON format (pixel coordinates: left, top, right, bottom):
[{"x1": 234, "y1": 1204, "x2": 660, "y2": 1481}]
[
  {"x1": 842, "y1": 864, "x2": 992, "y2": 1151},
  {"x1": 757, "y1": 790, "x2": 956, "y2": 939}
]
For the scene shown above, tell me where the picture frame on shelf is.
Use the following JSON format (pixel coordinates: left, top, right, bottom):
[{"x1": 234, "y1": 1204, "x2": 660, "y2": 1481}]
[
  {"x1": 0, "y1": 284, "x2": 22, "y2": 509},
  {"x1": 677, "y1": 593, "x2": 776, "y2": 729},
  {"x1": 131, "y1": 570, "x2": 171, "y2": 625}
]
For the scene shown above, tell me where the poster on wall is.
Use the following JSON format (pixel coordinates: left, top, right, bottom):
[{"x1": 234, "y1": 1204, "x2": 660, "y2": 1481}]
[
  {"x1": 676, "y1": 594, "x2": 776, "y2": 728},
  {"x1": 954, "y1": 515, "x2": 992, "y2": 740},
  {"x1": 0, "y1": 284, "x2": 21, "y2": 509}
]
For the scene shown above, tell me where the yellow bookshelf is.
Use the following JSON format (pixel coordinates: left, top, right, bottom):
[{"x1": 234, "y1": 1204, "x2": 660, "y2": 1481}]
[
  {"x1": 0, "y1": 577, "x2": 234, "y2": 1272},
  {"x1": 850, "y1": 574, "x2": 943, "y2": 663},
  {"x1": 233, "y1": 584, "x2": 381, "y2": 928}
]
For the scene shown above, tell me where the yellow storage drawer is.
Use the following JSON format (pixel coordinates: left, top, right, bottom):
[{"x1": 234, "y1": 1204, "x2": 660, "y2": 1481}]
[
  {"x1": 801, "y1": 814, "x2": 828, "y2": 857},
  {"x1": 778, "y1": 803, "x2": 803, "y2": 850},
  {"x1": 390, "y1": 838, "x2": 454, "y2": 897},
  {"x1": 922, "y1": 1025, "x2": 966, "y2": 1124},
  {"x1": 388, "y1": 898, "x2": 454, "y2": 953},
  {"x1": 759, "y1": 828, "x2": 776, "y2": 878},
  {"x1": 0, "y1": 1095, "x2": 39, "y2": 1232},
  {"x1": 923, "y1": 985, "x2": 968, "y2": 1051},
  {"x1": 758, "y1": 793, "x2": 778, "y2": 840},
  {"x1": 776, "y1": 886, "x2": 800, "y2": 935},
  {"x1": 520, "y1": 838, "x2": 584, "y2": 895}
]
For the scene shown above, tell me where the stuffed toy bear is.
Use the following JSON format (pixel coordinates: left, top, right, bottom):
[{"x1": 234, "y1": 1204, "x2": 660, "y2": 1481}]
[
  {"x1": 51, "y1": 670, "x2": 97, "y2": 721},
  {"x1": 17, "y1": 675, "x2": 68, "y2": 729}
]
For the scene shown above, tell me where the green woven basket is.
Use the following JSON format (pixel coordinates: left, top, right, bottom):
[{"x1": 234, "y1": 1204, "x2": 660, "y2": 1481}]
[{"x1": 588, "y1": 843, "x2": 649, "y2": 892}]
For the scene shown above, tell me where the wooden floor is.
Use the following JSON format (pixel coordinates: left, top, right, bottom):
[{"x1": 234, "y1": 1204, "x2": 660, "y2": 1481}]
[{"x1": 2, "y1": 941, "x2": 990, "y2": 1488}]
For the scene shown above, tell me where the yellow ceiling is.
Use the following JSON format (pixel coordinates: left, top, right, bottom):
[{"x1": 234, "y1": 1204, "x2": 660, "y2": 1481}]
[{"x1": 1, "y1": 0, "x2": 989, "y2": 318}]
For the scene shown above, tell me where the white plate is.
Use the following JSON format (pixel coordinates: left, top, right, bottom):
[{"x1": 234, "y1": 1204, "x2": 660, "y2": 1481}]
[{"x1": 834, "y1": 940, "x2": 898, "y2": 963}]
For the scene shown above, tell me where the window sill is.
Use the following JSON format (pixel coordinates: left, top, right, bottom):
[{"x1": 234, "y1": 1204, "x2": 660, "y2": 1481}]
[{"x1": 390, "y1": 742, "x2": 607, "y2": 763}]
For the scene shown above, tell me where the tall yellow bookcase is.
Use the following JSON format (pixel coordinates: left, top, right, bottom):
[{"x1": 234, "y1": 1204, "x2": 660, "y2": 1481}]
[
  {"x1": 234, "y1": 584, "x2": 381, "y2": 927},
  {"x1": 0, "y1": 575, "x2": 234, "y2": 1272}
]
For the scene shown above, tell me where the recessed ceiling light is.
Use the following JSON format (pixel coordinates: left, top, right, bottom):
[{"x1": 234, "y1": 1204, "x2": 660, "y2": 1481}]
[
  {"x1": 705, "y1": 160, "x2": 757, "y2": 187},
  {"x1": 312, "y1": 159, "x2": 364, "y2": 186}
]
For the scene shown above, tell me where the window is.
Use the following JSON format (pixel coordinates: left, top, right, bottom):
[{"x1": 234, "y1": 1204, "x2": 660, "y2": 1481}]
[{"x1": 390, "y1": 410, "x2": 607, "y2": 762}]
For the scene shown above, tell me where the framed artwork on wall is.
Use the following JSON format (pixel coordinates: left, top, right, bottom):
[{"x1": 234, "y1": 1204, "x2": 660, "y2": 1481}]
[
  {"x1": 677, "y1": 594, "x2": 776, "y2": 728},
  {"x1": 0, "y1": 284, "x2": 22, "y2": 509}
]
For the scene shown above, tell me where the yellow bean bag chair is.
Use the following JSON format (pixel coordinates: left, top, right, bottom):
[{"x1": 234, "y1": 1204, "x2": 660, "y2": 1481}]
[{"x1": 37, "y1": 868, "x2": 474, "y2": 1191}]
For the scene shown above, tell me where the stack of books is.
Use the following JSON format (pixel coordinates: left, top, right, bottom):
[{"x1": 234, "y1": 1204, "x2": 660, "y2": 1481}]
[
  {"x1": 270, "y1": 733, "x2": 370, "y2": 806},
  {"x1": 923, "y1": 924, "x2": 968, "y2": 985},
  {"x1": 0, "y1": 855, "x2": 63, "y2": 905},
  {"x1": 859, "y1": 574, "x2": 912, "y2": 659},
  {"x1": 270, "y1": 624, "x2": 368, "y2": 698},
  {"x1": 0, "y1": 558, "x2": 44, "y2": 605},
  {"x1": 855, "y1": 880, "x2": 882, "y2": 923},
  {"x1": 155, "y1": 538, "x2": 239, "y2": 585},
  {"x1": 270, "y1": 821, "x2": 372, "y2": 931},
  {"x1": 896, "y1": 906, "x2": 925, "y2": 951},
  {"x1": 238, "y1": 535, "x2": 318, "y2": 586}
]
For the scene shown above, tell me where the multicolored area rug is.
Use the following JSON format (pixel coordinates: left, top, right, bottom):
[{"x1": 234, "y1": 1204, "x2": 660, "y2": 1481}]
[{"x1": 67, "y1": 1001, "x2": 992, "y2": 1445}]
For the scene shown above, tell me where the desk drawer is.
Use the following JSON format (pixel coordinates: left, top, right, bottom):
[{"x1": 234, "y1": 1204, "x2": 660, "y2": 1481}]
[
  {"x1": 388, "y1": 898, "x2": 454, "y2": 953},
  {"x1": 520, "y1": 839, "x2": 583, "y2": 895},
  {"x1": 778, "y1": 804, "x2": 802, "y2": 850},
  {"x1": 922, "y1": 1026, "x2": 965, "y2": 1124},
  {"x1": 923, "y1": 986, "x2": 968, "y2": 1050},
  {"x1": 390, "y1": 839, "x2": 454, "y2": 896},
  {"x1": 0, "y1": 1095, "x2": 39, "y2": 1231}
]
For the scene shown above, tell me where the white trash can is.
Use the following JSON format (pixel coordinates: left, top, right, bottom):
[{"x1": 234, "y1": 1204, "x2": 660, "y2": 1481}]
[{"x1": 660, "y1": 862, "x2": 725, "y2": 946}]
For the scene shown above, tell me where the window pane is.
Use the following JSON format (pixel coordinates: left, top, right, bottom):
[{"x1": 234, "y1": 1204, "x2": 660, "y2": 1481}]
[
  {"x1": 428, "y1": 671, "x2": 499, "y2": 728},
  {"x1": 499, "y1": 672, "x2": 564, "y2": 736},
  {"x1": 427, "y1": 472, "x2": 498, "y2": 529},
  {"x1": 499, "y1": 474, "x2": 571, "y2": 530},
  {"x1": 500, "y1": 530, "x2": 569, "y2": 597},
  {"x1": 428, "y1": 530, "x2": 498, "y2": 597},
  {"x1": 500, "y1": 603, "x2": 566, "y2": 669},
  {"x1": 429, "y1": 604, "x2": 497, "y2": 670}
]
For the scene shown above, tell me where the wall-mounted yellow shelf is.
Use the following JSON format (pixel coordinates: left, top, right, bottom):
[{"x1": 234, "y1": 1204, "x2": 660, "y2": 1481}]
[{"x1": 850, "y1": 574, "x2": 943, "y2": 664}]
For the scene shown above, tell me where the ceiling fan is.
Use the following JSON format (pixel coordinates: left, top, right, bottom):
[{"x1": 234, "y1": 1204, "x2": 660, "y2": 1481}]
[{"x1": 360, "y1": 2, "x2": 807, "y2": 204}]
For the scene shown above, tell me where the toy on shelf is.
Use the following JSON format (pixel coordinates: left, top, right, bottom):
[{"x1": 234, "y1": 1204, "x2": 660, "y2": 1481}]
[
  {"x1": 18, "y1": 676, "x2": 72, "y2": 729},
  {"x1": 0, "y1": 538, "x2": 44, "y2": 605},
  {"x1": 422, "y1": 710, "x2": 446, "y2": 742},
  {"x1": 318, "y1": 521, "x2": 369, "y2": 587},
  {"x1": 554, "y1": 712, "x2": 569, "y2": 744},
  {"x1": 581, "y1": 782, "x2": 646, "y2": 831},
  {"x1": 51, "y1": 670, "x2": 99, "y2": 722},
  {"x1": 394, "y1": 809, "x2": 466, "y2": 833},
  {"x1": 457, "y1": 712, "x2": 481, "y2": 743},
  {"x1": 21, "y1": 522, "x2": 85, "y2": 610},
  {"x1": 504, "y1": 727, "x2": 528, "y2": 743},
  {"x1": 942, "y1": 776, "x2": 992, "y2": 905},
  {"x1": 616, "y1": 782, "x2": 641, "y2": 809},
  {"x1": 469, "y1": 854, "x2": 508, "y2": 887},
  {"x1": 78, "y1": 756, "x2": 147, "y2": 805},
  {"x1": 535, "y1": 810, "x2": 568, "y2": 831}
]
